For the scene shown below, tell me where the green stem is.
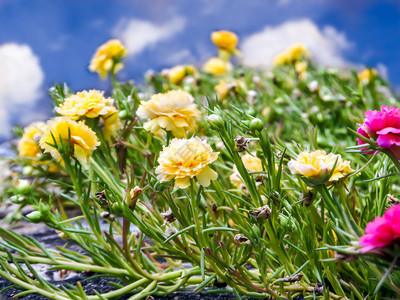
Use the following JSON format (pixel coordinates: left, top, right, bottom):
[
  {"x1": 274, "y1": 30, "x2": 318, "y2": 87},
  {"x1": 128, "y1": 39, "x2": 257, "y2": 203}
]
[
  {"x1": 382, "y1": 148, "x2": 400, "y2": 173},
  {"x1": 189, "y1": 180, "x2": 206, "y2": 247}
]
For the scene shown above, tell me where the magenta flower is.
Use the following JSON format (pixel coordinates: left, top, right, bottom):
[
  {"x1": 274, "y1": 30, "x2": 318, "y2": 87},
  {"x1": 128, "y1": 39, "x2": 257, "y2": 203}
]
[
  {"x1": 360, "y1": 204, "x2": 400, "y2": 253},
  {"x1": 357, "y1": 106, "x2": 400, "y2": 159}
]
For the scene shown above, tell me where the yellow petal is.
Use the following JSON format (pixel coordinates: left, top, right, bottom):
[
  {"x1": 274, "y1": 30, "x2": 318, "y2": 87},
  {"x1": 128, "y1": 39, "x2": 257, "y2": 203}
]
[
  {"x1": 174, "y1": 177, "x2": 191, "y2": 189},
  {"x1": 196, "y1": 166, "x2": 218, "y2": 187}
]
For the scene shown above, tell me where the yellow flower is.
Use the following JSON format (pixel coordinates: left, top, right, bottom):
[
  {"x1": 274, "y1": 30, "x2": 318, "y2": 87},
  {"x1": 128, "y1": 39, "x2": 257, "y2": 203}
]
[
  {"x1": 230, "y1": 154, "x2": 263, "y2": 189},
  {"x1": 288, "y1": 150, "x2": 353, "y2": 185},
  {"x1": 18, "y1": 122, "x2": 46, "y2": 159},
  {"x1": 156, "y1": 137, "x2": 219, "y2": 189},
  {"x1": 211, "y1": 30, "x2": 238, "y2": 52},
  {"x1": 358, "y1": 68, "x2": 377, "y2": 83},
  {"x1": 57, "y1": 90, "x2": 115, "y2": 119},
  {"x1": 102, "y1": 108, "x2": 122, "y2": 142},
  {"x1": 40, "y1": 118, "x2": 100, "y2": 164},
  {"x1": 18, "y1": 122, "x2": 61, "y2": 172},
  {"x1": 168, "y1": 65, "x2": 197, "y2": 85},
  {"x1": 295, "y1": 61, "x2": 308, "y2": 80},
  {"x1": 137, "y1": 90, "x2": 201, "y2": 138},
  {"x1": 89, "y1": 39, "x2": 127, "y2": 79},
  {"x1": 274, "y1": 43, "x2": 309, "y2": 66},
  {"x1": 214, "y1": 79, "x2": 246, "y2": 101},
  {"x1": 203, "y1": 57, "x2": 232, "y2": 76},
  {"x1": 287, "y1": 44, "x2": 309, "y2": 61}
]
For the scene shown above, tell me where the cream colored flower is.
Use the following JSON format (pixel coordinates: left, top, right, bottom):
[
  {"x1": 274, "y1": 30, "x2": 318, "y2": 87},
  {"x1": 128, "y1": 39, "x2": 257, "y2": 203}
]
[
  {"x1": 288, "y1": 150, "x2": 353, "y2": 185},
  {"x1": 156, "y1": 137, "x2": 219, "y2": 189},
  {"x1": 230, "y1": 153, "x2": 263, "y2": 189},
  {"x1": 18, "y1": 122, "x2": 47, "y2": 159},
  {"x1": 211, "y1": 30, "x2": 238, "y2": 52},
  {"x1": 203, "y1": 57, "x2": 232, "y2": 76},
  {"x1": 40, "y1": 118, "x2": 100, "y2": 164},
  {"x1": 137, "y1": 90, "x2": 201, "y2": 138},
  {"x1": 273, "y1": 43, "x2": 309, "y2": 66},
  {"x1": 89, "y1": 39, "x2": 127, "y2": 79},
  {"x1": 57, "y1": 90, "x2": 115, "y2": 119}
]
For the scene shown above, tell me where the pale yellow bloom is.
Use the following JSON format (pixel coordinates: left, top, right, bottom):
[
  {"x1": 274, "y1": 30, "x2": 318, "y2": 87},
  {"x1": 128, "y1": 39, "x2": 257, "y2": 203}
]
[
  {"x1": 137, "y1": 90, "x2": 201, "y2": 138},
  {"x1": 168, "y1": 65, "x2": 197, "y2": 85},
  {"x1": 102, "y1": 108, "x2": 122, "y2": 142},
  {"x1": 273, "y1": 43, "x2": 309, "y2": 66},
  {"x1": 89, "y1": 39, "x2": 127, "y2": 78},
  {"x1": 288, "y1": 150, "x2": 353, "y2": 185},
  {"x1": 273, "y1": 53, "x2": 289, "y2": 66},
  {"x1": 295, "y1": 61, "x2": 308, "y2": 80},
  {"x1": 57, "y1": 90, "x2": 115, "y2": 119},
  {"x1": 211, "y1": 30, "x2": 238, "y2": 52},
  {"x1": 203, "y1": 57, "x2": 232, "y2": 76},
  {"x1": 18, "y1": 122, "x2": 46, "y2": 159},
  {"x1": 214, "y1": 79, "x2": 246, "y2": 100},
  {"x1": 230, "y1": 154, "x2": 263, "y2": 188},
  {"x1": 358, "y1": 68, "x2": 377, "y2": 83},
  {"x1": 156, "y1": 137, "x2": 219, "y2": 189},
  {"x1": 40, "y1": 118, "x2": 100, "y2": 164},
  {"x1": 18, "y1": 122, "x2": 60, "y2": 172}
]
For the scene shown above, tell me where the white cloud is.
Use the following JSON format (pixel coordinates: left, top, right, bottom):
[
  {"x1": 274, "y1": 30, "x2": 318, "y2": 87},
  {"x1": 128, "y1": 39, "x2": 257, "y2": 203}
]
[
  {"x1": 241, "y1": 19, "x2": 352, "y2": 67},
  {"x1": 114, "y1": 16, "x2": 186, "y2": 57},
  {"x1": 0, "y1": 43, "x2": 44, "y2": 138}
]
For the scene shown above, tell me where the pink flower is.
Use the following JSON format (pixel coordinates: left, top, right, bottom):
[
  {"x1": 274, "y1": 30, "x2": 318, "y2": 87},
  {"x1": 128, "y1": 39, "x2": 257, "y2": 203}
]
[
  {"x1": 358, "y1": 106, "x2": 400, "y2": 159},
  {"x1": 360, "y1": 204, "x2": 400, "y2": 253}
]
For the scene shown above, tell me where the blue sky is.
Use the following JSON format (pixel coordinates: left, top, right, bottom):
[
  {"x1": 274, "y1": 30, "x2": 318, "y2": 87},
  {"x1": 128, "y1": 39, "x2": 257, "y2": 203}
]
[{"x1": 0, "y1": 0, "x2": 399, "y2": 140}]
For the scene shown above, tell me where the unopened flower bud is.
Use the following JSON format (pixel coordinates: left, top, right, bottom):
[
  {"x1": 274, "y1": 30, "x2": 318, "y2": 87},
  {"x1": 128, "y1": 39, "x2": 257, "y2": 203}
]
[
  {"x1": 234, "y1": 136, "x2": 249, "y2": 152},
  {"x1": 249, "y1": 118, "x2": 264, "y2": 132},
  {"x1": 130, "y1": 186, "x2": 142, "y2": 200},
  {"x1": 23, "y1": 166, "x2": 34, "y2": 176},
  {"x1": 207, "y1": 114, "x2": 224, "y2": 130},
  {"x1": 119, "y1": 110, "x2": 129, "y2": 120},
  {"x1": 111, "y1": 202, "x2": 124, "y2": 216},
  {"x1": 17, "y1": 179, "x2": 31, "y2": 195},
  {"x1": 26, "y1": 211, "x2": 42, "y2": 223},
  {"x1": 252, "y1": 76, "x2": 261, "y2": 84},
  {"x1": 308, "y1": 80, "x2": 319, "y2": 92},
  {"x1": 247, "y1": 90, "x2": 257, "y2": 98}
]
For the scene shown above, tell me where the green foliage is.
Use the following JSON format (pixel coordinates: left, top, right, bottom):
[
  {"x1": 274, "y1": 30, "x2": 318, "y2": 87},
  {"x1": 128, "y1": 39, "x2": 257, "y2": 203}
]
[{"x1": 1, "y1": 60, "x2": 400, "y2": 299}]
